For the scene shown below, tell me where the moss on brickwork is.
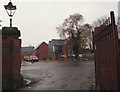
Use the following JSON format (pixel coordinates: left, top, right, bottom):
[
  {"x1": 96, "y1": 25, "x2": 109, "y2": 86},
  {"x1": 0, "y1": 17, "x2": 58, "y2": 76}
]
[
  {"x1": 2, "y1": 75, "x2": 23, "y2": 90},
  {"x1": 12, "y1": 76, "x2": 23, "y2": 89},
  {"x1": 2, "y1": 27, "x2": 21, "y2": 38},
  {"x1": 2, "y1": 27, "x2": 18, "y2": 31}
]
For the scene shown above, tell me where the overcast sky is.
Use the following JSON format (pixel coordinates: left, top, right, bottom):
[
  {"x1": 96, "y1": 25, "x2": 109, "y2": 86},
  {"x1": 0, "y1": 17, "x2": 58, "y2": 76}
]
[{"x1": 0, "y1": 0, "x2": 119, "y2": 47}]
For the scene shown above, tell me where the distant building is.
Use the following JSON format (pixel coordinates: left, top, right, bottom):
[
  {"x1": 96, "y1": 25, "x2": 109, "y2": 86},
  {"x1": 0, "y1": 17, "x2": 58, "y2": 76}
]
[
  {"x1": 62, "y1": 38, "x2": 93, "y2": 60},
  {"x1": 48, "y1": 39, "x2": 66, "y2": 60},
  {"x1": 21, "y1": 46, "x2": 34, "y2": 58},
  {"x1": 62, "y1": 39, "x2": 74, "y2": 60},
  {"x1": 35, "y1": 42, "x2": 48, "y2": 60}
]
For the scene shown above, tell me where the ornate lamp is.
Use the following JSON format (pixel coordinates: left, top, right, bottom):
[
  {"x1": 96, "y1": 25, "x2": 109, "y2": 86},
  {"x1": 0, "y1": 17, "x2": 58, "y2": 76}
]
[
  {"x1": 2, "y1": 0, "x2": 20, "y2": 38},
  {"x1": 4, "y1": 0, "x2": 16, "y2": 27}
]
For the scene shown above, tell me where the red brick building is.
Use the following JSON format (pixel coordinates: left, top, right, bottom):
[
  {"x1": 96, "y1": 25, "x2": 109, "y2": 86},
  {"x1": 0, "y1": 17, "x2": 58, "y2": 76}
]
[
  {"x1": 36, "y1": 42, "x2": 48, "y2": 60},
  {"x1": 31, "y1": 49, "x2": 36, "y2": 56},
  {"x1": 62, "y1": 40, "x2": 74, "y2": 60}
]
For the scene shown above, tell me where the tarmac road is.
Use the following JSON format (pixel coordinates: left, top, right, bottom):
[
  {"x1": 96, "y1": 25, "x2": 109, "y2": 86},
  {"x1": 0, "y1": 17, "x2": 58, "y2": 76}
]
[{"x1": 20, "y1": 60, "x2": 95, "y2": 90}]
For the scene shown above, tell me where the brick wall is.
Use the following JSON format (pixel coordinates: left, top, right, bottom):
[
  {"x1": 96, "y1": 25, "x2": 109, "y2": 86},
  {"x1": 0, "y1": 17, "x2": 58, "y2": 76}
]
[
  {"x1": 2, "y1": 27, "x2": 23, "y2": 90},
  {"x1": 31, "y1": 49, "x2": 36, "y2": 56},
  {"x1": 2, "y1": 37, "x2": 23, "y2": 90}
]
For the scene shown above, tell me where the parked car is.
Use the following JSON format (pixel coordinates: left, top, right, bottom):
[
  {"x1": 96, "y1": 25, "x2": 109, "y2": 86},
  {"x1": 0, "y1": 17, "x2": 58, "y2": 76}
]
[{"x1": 30, "y1": 56, "x2": 39, "y2": 62}]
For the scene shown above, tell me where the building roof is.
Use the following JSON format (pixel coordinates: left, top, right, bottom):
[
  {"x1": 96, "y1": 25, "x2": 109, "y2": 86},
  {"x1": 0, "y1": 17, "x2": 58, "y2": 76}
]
[
  {"x1": 35, "y1": 42, "x2": 48, "y2": 49},
  {"x1": 21, "y1": 46, "x2": 34, "y2": 52},
  {"x1": 51, "y1": 39, "x2": 66, "y2": 46}
]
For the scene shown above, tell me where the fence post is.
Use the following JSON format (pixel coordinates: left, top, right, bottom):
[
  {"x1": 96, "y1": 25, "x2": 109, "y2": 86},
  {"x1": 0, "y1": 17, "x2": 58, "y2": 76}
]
[{"x1": 111, "y1": 11, "x2": 120, "y2": 90}]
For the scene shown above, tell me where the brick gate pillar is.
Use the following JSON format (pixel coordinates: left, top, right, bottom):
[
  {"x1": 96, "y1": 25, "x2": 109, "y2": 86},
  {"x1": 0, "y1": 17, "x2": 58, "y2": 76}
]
[{"x1": 2, "y1": 27, "x2": 23, "y2": 90}]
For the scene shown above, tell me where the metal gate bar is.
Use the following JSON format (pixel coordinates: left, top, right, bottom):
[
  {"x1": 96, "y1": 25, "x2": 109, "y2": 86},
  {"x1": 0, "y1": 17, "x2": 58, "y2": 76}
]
[{"x1": 93, "y1": 11, "x2": 119, "y2": 90}]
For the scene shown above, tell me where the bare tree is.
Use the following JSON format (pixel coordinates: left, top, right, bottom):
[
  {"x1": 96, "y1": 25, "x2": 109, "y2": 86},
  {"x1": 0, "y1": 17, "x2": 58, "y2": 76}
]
[
  {"x1": 81, "y1": 23, "x2": 93, "y2": 48},
  {"x1": 56, "y1": 13, "x2": 92, "y2": 60},
  {"x1": 117, "y1": 17, "x2": 120, "y2": 38},
  {"x1": 57, "y1": 13, "x2": 84, "y2": 39},
  {"x1": 92, "y1": 15, "x2": 110, "y2": 28}
]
